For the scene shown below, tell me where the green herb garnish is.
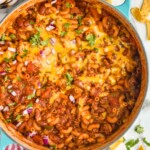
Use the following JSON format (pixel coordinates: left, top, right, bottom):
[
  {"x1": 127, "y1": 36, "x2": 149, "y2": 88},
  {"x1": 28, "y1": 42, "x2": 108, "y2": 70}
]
[
  {"x1": 77, "y1": 16, "x2": 82, "y2": 26},
  {"x1": 70, "y1": 14, "x2": 74, "y2": 19},
  {"x1": 15, "y1": 114, "x2": 22, "y2": 120},
  {"x1": 29, "y1": 20, "x2": 35, "y2": 25},
  {"x1": 143, "y1": 138, "x2": 150, "y2": 146},
  {"x1": 21, "y1": 49, "x2": 28, "y2": 58},
  {"x1": 50, "y1": 145, "x2": 57, "y2": 150},
  {"x1": 1, "y1": 33, "x2": 5, "y2": 41},
  {"x1": 26, "y1": 103, "x2": 33, "y2": 108},
  {"x1": 8, "y1": 89, "x2": 13, "y2": 93},
  {"x1": 94, "y1": 48, "x2": 99, "y2": 52},
  {"x1": 6, "y1": 119, "x2": 12, "y2": 123},
  {"x1": 64, "y1": 23, "x2": 70, "y2": 30},
  {"x1": 9, "y1": 34, "x2": 16, "y2": 39},
  {"x1": 75, "y1": 29, "x2": 84, "y2": 34},
  {"x1": 135, "y1": 124, "x2": 144, "y2": 134},
  {"x1": 4, "y1": 58, "x2": 11, "y2": 63},
  {"x1": 125, "y1": 139, "x2": 139, "y2": 150},
  {"x1": 40, "y1": 39, "x2": 49, "y2": 46},
  {"x1": 86, "y1": 33, "x2": 96, "y2": 46},
  {"x1": 27, "y1": 93, "x2": 35, "y2": 100},
  {"x1": 16, "y1": 76, "x2": 21, "y2": 81},
  {"x1": 65, "y1": 72, "x2": 73, "y2": 86},
  {"x1": 66, "y1": 2, "x2": 71, "y2": 8},
  {"x1": 8, "y1": 102, "x2": 16, "y2": 106},
  {"x1": 5, "y1": 67, "x2": 11, "y2": 72},
  {"x1": 29, "y1": 31, "x2": 41, "y2": 46},
  {"x1": 60, "y1": 31, "x2": 67, "y2": 37},
  {"x1": 4, "y1": 76, "x2": 8, "y2": 82}
]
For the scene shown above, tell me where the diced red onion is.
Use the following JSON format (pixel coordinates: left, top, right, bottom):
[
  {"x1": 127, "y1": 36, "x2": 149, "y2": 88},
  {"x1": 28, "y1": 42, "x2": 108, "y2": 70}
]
[
  {"x1": 37, "y1": 82, "x2": 41, "y2": 88},
  {"x1": 27, "y1": 107, "x2": 33, "y2": 114},
  {"x1": 33, "y1": 89, "x2": 36, "y2": 95},
  {"x1": 46, "y1": 24, "x2": 56, "y2": 31},
  {"x1": 50, "y1": 38, "x2": 56, "y2": 46},
  {"x1": 43, "y1": 136, "x2": 49, "y2": 145},
  {"x1": 3, "y1": 106, "x2": 9, "y2": 112},
  {"x1": 7, "y1": 85, "x2": 13, "y2": 89},
  {"x1": 0, "y1": 41, "x2": 5, "y2": 45},
  {"x1": 8, "y1": 47, "x2": 16, "y2": 52},
  {"x1": 35, "y1": 98, "x2": 39, "y2": 103},
  {"x1": 11, "y1": 91, "x2": 17, "y2": 96},
  {"x1": 69, "y1": 95, "x2": 75, "y2": 103},
  {"x1": 22, "y1": 107, "x2": 33, "y2": 116},
  {"x1": 70, "y1": 39, "x2": 76, "y2": 45},
  {"x1": 16, "y1": 121, "x2": 22, "y2": 127},
  {"x1": 0, "y1": 51, "x2": 4, "y2": 55},
  {"x1": 28, "y1": 131, "x2": 37, "y2": 137},
  {"x1": 46, "y1": 60, "x2": 50, "y2": 65},
  {"x1": 0, "y1": 71, "x2": 6, "y2": 76},
  {"x1": 0, "y1": 105, "x2": 4, "y2": 111},
  {"x1": 51, "y1": 48, "x2": 56, "y2": 55},
  {"x1": 12, "y1": 60, "x2": 17, "y2": 65},
  {"x1": 51, "y1": 0, "x2": 57, "y2": 5},
  {"x1": 24, "y1": 61, "x2": 28, "y2": 66},
  {"x1": 40, "y1": 50, "x2": 46, "y2": 57}
]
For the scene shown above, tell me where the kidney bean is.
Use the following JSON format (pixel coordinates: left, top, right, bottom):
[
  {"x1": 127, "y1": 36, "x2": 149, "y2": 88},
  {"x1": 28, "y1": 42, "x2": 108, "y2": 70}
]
[
  {"x1": 32, "y1": 134, "x2": 44, "y2": 145},
  {"x1": 38, "y1": 4, "x2": 46, "y2": 15},
  {"x1": 16, "y1": 17, "x2": 25, "y2": 27}
]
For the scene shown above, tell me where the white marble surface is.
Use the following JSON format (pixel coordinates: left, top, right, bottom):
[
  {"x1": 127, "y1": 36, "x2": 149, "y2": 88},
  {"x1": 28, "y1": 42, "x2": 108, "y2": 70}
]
[{"x1": 0, "y1": 0, "x2": 150, "y2": 150}]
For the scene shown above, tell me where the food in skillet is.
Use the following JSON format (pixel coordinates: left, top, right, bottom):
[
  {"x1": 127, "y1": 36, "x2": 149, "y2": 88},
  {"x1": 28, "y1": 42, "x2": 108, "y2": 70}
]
[{"x1": 0, "y1": 0, "x2": 141, "y2": 149}]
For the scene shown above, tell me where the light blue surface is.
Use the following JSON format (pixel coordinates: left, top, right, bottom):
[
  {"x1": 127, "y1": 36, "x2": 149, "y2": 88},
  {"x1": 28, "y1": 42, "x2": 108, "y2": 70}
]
[{"x1": 0, "y1": 0, "x2": 130, "y2": 149}]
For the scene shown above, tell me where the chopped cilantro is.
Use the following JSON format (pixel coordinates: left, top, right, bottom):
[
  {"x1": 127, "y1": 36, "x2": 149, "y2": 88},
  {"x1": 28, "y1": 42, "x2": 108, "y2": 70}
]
[
  {"x1": 5, "y1": 67, "x2": 11, "y2": 72},
  {"x1": 27, "y1": 93, "x2": 35, "y2": 100},
  {"x1": 77, "y1": 16, "x2": 82, "y2": 26},
  {"x1": 143, "y1": 138, "x2": 150, "y2": 146},
  {"x1": 125, "y1": 138, "x2": 139, "y2": 150},
  {"x1": 86, "y1": 33, "x2": 96, "y2": 46},
  {"x1": 8, "y1": 89, "x2": 13, "y2": 93},
  {"x1": 6, "y1": 119, "x2": 12, "y2": 123},
  {"x1": 1, "y1": 33, "x2": 5, "y2": 41},
  {"x1": 135, "y1": 124, "x2": 144, "y2": 134},
  {"x1": 16, "y1": 76, "x2": 21, "y2": 81},
  {"x1": 75, "y1": 29, "x2": 84, "y2": 34},
  {"x1": 70, "y1": 14, "x2": 74, "y2": 19},
  {"x1": 21, "y1": 49, "x2": 28, "y2": 58},
  {"x1": 29, "y1": 20, "x2": 35, "y2": 25},
  {"x1": 29, "y1": 31, "x2": 41, "y2": 46},
  {"x1": 40, "y1": 39, "x2": 49, "y2": 46},
  {"x1": 50, "y1": 145, "x2": 57, "y2": 150},
  {"x1": 60, "y1": 31, "x2": 67, "y2": 37},
  {"x1": 26, "y1": 103, "x2": 33, "y2": 108},
  {"x1": 15, "y1": 114, "x2": 22, "y2": 120},
  {"x1": 94, "y1": 47, "x2": 99, "y2": 52},
  {"x1": 66, "y1": 2, "x2": 71, "y2": 8},
  {"x1": 8, "y1": 102, "x2": 16, "y2": 106},
  {"x1": 4, "y1": 58, "x2": 11, "y2": 63},
  {"x1": 65, "y1": 72, "x2": 73, "y2": 86},
  {"x1": 64, "y1": 23, "x2": 70, "y2": 30},
  {"x1": 9, "y1": 34, "x2": 16, "y2": 39},
  {"x1": 4, "y1": 76, "x2": 9, "y2": 82},
  {"x1": 44, "y1": 125, "x2": 54, "y2": 130}
]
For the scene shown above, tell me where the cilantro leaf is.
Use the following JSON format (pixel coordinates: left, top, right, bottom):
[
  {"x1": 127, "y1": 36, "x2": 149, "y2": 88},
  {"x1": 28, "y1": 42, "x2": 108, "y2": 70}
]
[
  {"x1": 27, "y1": 93, "x2": 35, "y2": 100},
  {"x1": 125, "y1": 139, "x2": 139, "y2": 150},
  {"x1": 9, "y1": 34, "x2": 16, "y2": 39},
  {"x1": 64, "y1": 23, "x2": 70, "y2": 30},
  {"x1": 77, "y1": 16, "x2": 82, "y2": 26},
  {"x1": 1, "y1": 33, "x2": 5, "y2": 41},
  {"x1": 86, "y1": 33, "x2": 96, "y2": 46},
  {"x1": 29, "y1": 31, "x2": 41, "y2": 46},
  {"x1": 143, "y1": 138, "x2": 150, "y2": 146},
  {"x1": 66, "y1": 2, "x2": 71, "y2": 8},
  {"x1": 5, "y1": 67, "x2": 11, "y2": 72},
  {"x1": 40, "y1": 39, "x2": 49, "y2": 46},
  {"x1": 135, "y1": 124, "x2": 144, "y2": 134},
  {"x1": 21, "y1": 49, "x2": 28, "y2": 58},
  {"x1": 93, "y1": 47, "x2": 99, "y2": 52},
  {"x1": 65, "y1": 72, "x2": 73, "y2": 86},
  {"x1": 29, "y1": 20, "x2": 35, "y2": 25},
  {"x1": 60, "y1": 31, "x2": 67, "y2": 37},
  {"x1": 26, "y1": 103, "x2": 33, "y2": 108},
  {"x1": 75, "y1": 29, "x2": 84, "y2": 34},
  {"x1": 15, "y1": 114, "x2": 22, "y2": 120},
  {"x1": 8, "y1": 102, "x2": 16, "y2": 106},
  {"x1": 16, "y1": 76, "x2": 21, "y2": 81}
]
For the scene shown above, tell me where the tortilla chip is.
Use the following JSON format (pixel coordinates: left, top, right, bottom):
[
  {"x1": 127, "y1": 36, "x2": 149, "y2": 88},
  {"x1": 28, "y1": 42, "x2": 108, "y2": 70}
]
[
  {"x1": 146, "y1": 21, "x2": 150, "y2": 40},
  {"x1": 131, "y1": 7, "x2": 144, "y2": 22},
  {"x1": 141, "y1": 0, "x2": 150, "y2": 17}
]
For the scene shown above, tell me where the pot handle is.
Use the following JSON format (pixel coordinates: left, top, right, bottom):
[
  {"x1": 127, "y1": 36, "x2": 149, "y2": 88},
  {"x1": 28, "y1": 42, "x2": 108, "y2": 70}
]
[{"x1": 115, "y1": 0, "x2": 130, "y2": 19}]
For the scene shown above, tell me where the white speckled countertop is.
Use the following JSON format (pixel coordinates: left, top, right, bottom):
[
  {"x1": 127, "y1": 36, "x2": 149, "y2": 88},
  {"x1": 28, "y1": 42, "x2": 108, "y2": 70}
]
[{"x1": 0, "y1": 0, "x2": 150, "y2": 150}]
